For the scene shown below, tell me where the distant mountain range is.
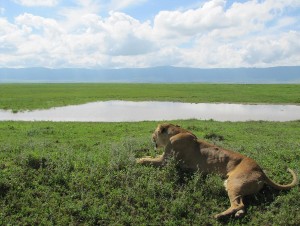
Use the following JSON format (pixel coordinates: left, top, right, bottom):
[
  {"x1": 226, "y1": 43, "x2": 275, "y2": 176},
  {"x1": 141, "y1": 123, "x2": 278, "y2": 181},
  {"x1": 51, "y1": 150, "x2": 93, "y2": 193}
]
[{"x1": 0, "y1": 66, "x2": 299, "y2": 83}]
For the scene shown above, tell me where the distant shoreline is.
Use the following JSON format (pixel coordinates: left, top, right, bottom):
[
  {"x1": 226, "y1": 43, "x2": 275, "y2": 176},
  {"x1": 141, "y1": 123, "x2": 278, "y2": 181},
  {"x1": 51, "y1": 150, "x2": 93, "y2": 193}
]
[{"x1": 0, "y1": 83, "x2": 299, "y2": 112}]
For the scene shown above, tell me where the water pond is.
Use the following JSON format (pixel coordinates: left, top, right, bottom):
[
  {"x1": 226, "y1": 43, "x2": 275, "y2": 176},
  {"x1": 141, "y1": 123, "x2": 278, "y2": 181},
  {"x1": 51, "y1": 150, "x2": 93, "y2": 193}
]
[{"x1": 0, "y1": 101, "x2": 299, "y2": 122}]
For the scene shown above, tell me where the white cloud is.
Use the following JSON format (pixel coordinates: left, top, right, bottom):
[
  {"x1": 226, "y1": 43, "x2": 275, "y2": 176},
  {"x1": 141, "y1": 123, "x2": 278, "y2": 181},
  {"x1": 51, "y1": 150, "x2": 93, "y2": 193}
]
[
  {"x1": 153, "y1": 0, "x2": 288, "y2": 41},
  {"x1": 13, "y1": 0, "x2": 59, "y2": 7},
  {"x1": 241, "y1": 31, "x2": 300, "y2": 66},
  {"x1": 178, "y1": 30, "x2": 300, "y2": 68},
  {"x1": 58, "y1": 0, "x2": 101, "y2": 31},
  {"x1": 1, "y1": 0, "x2": 300, "y2": 68},
  {"x1": 102, "y1": 12, "x2": 154, "y2": 55},
  {"x1": 15, "y1": 13, "x2": 61, "y2": 32},
  {"x1": 0, "y1": 10, "x2": 154, "y2": 68},
  {"x1": 153, "y1": 0, "x2": 229, "y2": 39}
]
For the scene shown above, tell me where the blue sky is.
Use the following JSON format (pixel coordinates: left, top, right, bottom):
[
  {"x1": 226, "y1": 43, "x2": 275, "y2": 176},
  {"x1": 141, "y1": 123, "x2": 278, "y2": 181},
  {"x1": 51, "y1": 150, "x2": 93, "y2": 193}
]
[{"x1": 0, "y1": 0, "x2": 300, "y2": 68}]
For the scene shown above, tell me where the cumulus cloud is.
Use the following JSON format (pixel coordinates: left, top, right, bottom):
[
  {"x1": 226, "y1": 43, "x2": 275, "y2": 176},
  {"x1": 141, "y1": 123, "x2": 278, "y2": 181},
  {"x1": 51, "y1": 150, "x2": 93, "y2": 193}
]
[
  {"x1": 153, "y1": 0, "x2": 293, "y2": 41},
  {"x1": 150, "y1": 0, "x2": 300, "y2": 67},
  {"x1": 154, "y1": 0, "x2": 229, "y2": 38},
  {"x1": 1, "y1": 0, "x2": 300, "y2": 68},
  {"x1": 242, "y1": 31, "x2": 300, "y2": 66},
  {"x1": 0, "y1": 10, "x2": 155, "y2": 68}
]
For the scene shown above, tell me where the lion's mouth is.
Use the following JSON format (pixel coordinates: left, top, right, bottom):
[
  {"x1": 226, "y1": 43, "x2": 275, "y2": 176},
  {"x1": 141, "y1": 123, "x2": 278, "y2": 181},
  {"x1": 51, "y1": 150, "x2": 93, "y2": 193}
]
[
  {"x1": 152, "y1": 133, "x2": 161, "y2": 149},
  {"x1": 152, "y1": 138, "x2": 158, "y2": 149}
]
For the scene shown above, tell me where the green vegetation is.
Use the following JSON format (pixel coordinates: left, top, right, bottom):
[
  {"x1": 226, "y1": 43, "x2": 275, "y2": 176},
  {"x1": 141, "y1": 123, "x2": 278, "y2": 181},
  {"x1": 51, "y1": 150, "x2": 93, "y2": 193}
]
[
  {"x1": 0, "y1": 120, "x2": 299, "y2": 225},
  {"x1": 1, "y1": 83, "x2": 299, "y2": 224},
  {"x1": 0, "y1": 83, "x2": 299, "y2": 111}
]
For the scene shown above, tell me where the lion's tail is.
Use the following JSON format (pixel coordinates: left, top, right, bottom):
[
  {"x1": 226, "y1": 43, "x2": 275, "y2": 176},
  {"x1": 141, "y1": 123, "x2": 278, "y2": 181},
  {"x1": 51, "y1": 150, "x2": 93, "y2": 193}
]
[{"x1": 264, "y1": 168, "x2": 298, "y2": 190}]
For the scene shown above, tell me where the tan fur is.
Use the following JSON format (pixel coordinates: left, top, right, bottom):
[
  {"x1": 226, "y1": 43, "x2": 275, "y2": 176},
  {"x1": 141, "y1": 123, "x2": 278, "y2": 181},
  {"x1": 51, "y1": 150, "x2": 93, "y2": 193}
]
[{"x1": 136, "y1": 123, "x2": 298, "y2": 219}]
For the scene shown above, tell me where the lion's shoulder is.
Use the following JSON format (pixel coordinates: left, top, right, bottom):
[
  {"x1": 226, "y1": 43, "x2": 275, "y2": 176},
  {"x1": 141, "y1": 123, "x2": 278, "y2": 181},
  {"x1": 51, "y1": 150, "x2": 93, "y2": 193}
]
[
  {"x1": 197, "y1": 139, "x2": 216, "y2": 149},
  {"x1": 169, "y1": 132, "x2": 198, "y2": 148}
]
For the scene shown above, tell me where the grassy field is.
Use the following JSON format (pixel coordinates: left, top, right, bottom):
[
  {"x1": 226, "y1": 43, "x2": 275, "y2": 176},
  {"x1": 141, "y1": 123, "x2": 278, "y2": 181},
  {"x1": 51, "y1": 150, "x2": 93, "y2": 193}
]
[
  {"x1": 1, "y1": 83, "x2": 299, "y2": 224},
  {"x1": 0, "y1": 120, "x2": 299, "y2": 225},
  {"x1": 0, "y1": 83, "x2": 300, "y2": 111}
]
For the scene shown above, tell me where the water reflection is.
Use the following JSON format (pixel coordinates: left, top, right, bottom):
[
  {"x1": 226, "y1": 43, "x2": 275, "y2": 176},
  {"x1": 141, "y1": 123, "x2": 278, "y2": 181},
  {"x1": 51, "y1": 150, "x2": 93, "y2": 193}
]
[{"x1": 0, "y1": 101, "x2": 299, "y2": 122}]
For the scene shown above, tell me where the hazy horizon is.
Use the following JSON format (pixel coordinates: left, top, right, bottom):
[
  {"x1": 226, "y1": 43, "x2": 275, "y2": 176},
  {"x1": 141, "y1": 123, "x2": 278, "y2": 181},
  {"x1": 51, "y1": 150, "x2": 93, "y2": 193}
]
[{"x1": 1, "y1": 66, "x2": 300, "y2": 83}]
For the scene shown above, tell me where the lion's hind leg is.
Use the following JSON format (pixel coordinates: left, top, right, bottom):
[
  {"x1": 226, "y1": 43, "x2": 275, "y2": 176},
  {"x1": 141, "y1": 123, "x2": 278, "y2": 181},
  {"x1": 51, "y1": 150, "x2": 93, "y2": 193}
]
[
  {"x1": 214, "y1": 191, "x2": 245, "y2": 219},
  {"x1": 215, "y1": 163, "x2": 265, "y2": 219}
]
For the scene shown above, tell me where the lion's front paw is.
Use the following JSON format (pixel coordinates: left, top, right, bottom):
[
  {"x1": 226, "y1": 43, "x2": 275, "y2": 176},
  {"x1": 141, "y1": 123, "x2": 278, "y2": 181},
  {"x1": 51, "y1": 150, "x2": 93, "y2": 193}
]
[
  {"x1": 214, "y1": 213, "x2": 222, "y2": 219},
  {"x1": 136, "y1": 158, "x2": 144, "y2": 164}
]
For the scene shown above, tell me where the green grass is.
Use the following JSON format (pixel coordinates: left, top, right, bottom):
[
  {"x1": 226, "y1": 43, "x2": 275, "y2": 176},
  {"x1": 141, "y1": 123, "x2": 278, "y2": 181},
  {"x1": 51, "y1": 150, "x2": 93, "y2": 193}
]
[
  {"x1": 0, "y1": 83, "x2": 300, "y2": 111},
  {"x1": 1, "y1": 83, "x2": 299, "y2": 224},
  {"x1": 0, "y1": 120, "x2": 299, "y2": 225}
]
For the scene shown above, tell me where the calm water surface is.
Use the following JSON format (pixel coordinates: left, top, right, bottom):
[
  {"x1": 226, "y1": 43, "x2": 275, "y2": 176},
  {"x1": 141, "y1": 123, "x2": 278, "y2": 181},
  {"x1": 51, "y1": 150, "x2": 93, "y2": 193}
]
[{"x1": 0, "y1": 101, "x2": 299, "y2": 122}]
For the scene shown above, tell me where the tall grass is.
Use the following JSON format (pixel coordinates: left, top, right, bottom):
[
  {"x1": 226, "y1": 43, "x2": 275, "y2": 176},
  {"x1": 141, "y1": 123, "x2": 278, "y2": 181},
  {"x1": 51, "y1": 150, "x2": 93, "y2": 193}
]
[{"x1": 0, "y1": 120, "x2": 299, "y2": 225}]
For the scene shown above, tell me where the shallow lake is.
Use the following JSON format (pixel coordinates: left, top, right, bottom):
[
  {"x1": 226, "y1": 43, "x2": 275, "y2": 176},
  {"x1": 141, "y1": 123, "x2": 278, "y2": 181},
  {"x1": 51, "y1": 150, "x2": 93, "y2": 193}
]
[{"x1": 0, "y1": 101, "x2": 300, "y2": 122}]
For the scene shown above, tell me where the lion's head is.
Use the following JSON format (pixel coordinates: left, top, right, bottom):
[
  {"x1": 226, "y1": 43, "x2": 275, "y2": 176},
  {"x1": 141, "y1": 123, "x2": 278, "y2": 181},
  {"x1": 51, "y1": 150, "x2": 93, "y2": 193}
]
[{"x1": 152, "y1": 123, "x2": 193, "y2": 148}]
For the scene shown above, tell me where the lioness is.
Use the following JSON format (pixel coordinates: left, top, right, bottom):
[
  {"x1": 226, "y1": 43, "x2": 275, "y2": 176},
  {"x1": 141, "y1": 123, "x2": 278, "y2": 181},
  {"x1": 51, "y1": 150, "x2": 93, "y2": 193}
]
[{"x1": 136, "y1": 123, "x2": 298, "y2": 219}]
